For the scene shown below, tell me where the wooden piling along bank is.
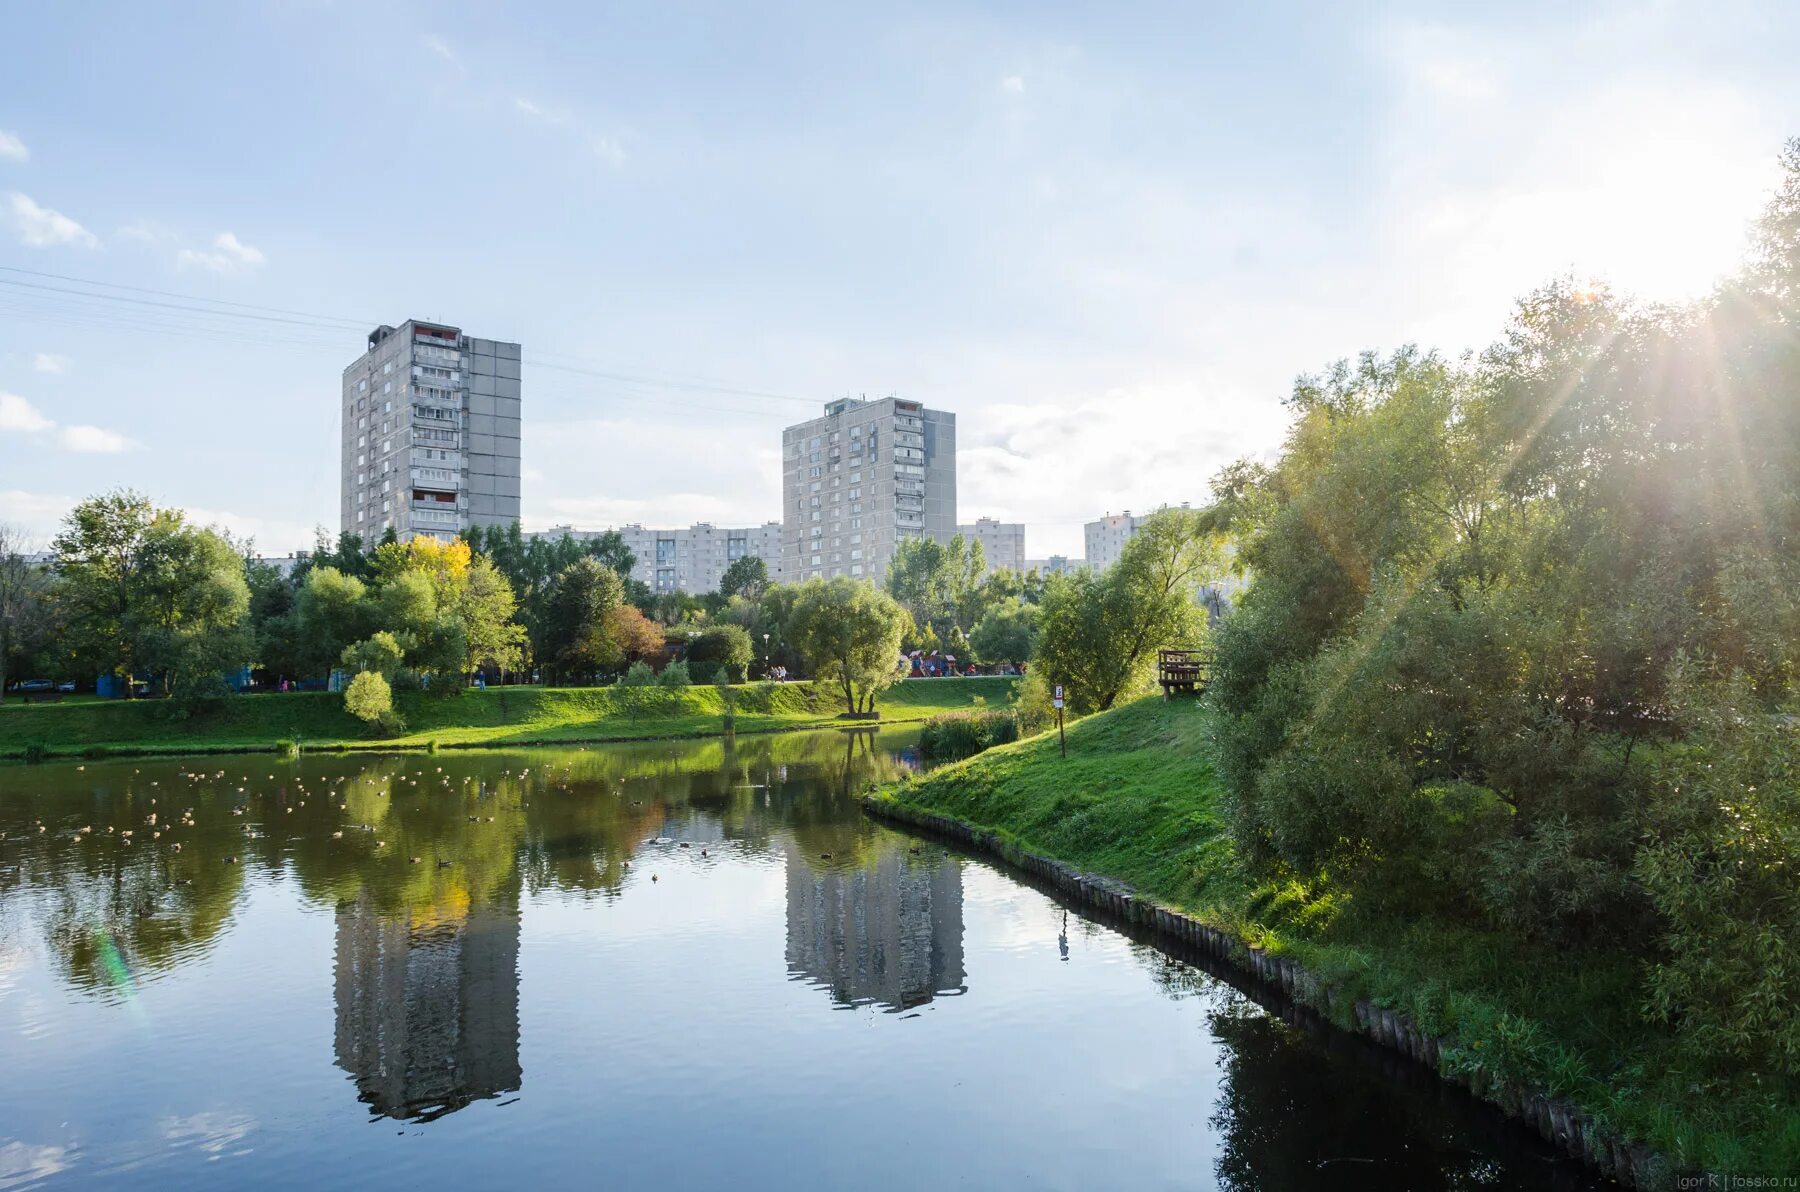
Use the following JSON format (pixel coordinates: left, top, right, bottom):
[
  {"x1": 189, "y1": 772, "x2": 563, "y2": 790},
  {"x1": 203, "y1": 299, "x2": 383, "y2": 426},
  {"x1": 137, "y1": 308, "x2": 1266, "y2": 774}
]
[{"x1": 862, "y1": 793, "x2": 1687, "y2": 1191}]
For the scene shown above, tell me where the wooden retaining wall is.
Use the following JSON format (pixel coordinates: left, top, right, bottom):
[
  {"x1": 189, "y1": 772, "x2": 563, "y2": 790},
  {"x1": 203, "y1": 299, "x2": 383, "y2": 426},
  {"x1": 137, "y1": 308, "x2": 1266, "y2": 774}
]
[{"x1": 862, "y1": 793, "x2": 1684, "y2": 1191}]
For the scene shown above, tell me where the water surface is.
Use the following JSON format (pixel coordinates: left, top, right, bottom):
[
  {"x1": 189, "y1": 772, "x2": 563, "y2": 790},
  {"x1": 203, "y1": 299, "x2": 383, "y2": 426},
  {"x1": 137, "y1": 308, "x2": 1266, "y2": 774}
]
[{"x1": 0, "y1": 729, "x2": 1601, "y2": 1189}]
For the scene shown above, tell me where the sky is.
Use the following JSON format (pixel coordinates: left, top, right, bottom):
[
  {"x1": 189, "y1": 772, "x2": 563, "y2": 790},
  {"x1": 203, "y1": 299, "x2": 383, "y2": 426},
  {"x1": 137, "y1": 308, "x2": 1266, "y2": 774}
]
[{"x1": 1, "y1": 1, "x2": 1796, "y2": 558}]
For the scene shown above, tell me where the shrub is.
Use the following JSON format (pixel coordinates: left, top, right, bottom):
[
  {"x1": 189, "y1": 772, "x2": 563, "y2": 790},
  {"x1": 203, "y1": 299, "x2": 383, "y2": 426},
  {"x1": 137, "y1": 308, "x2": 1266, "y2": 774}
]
[
  {"x1": 656, "y1": 660, "x2": 692, "y2": 688},
  {"x1": 344, "y1": 671, "x2": 403, "y2": 735},
  {"x1": 23, "y1": 742, "x2": 48, "y2": 765},
  {"x1": 685, "y1": 625, "x2": 754, "y2": 684},
  {"x1": 276, "y1": 738, "x2": 301, "y2": 758},
  {"x1": 618, "y1": 660, "x2": 657, "y2": 687},
  {"x1": 918, "y1": 708, "x2": 1020, "y2": 762},
  {"x1": 1637, "y1": 674, "x2": 1800, "y2": 1069}
]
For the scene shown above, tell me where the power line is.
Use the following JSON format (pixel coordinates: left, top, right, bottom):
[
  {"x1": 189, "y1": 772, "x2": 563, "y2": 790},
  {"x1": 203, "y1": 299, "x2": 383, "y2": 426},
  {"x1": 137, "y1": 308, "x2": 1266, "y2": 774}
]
[
  {"x1": 0, "y1": 266, "x2": 833, "y2": 411},
  {"x1": 0, "y1": 265, "x2": 373, "y2": 329}
]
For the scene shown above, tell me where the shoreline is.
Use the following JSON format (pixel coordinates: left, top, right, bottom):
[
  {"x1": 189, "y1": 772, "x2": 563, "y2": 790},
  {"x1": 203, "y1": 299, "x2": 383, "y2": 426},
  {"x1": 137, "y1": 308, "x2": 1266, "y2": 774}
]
[{"x1": 862, "y1": 790, "x2": 1683, "y2": 1190}]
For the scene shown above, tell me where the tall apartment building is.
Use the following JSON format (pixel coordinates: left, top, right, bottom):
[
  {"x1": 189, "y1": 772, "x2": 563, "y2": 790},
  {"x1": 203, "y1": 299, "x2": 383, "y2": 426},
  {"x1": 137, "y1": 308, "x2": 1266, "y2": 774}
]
[
  {"x1": 781, "y1": 396, "x2": 956, "y2": 584},
  {"x1": 341, "y1": 320, "x2": 521, "y2": 544},
  {"x1": 534, "y1": 521, "x2": 783, "y2": 594},
  {"x1": 956, "y1": 517, "x2": 1025, "y2": 574}
]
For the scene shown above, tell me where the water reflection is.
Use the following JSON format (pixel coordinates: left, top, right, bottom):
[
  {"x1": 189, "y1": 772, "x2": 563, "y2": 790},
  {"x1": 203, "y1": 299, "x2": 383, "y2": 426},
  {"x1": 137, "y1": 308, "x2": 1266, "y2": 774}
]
[
  {"x1": 0, "y1": 731, "x2": 1605, "y2": 1189},
  {"x1": 785, "y1": 838, "x2": 965, "y2": 1011},
  {"x1": 332, "y1": 887, "x2": 522, "y2": 1122}
]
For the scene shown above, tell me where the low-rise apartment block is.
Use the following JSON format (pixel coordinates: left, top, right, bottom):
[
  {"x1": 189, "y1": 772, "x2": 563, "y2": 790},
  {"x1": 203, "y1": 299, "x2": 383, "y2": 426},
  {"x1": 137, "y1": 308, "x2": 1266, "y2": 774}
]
[{"x1": 535, "y1": 522, "x2": 782, "y2": 594}]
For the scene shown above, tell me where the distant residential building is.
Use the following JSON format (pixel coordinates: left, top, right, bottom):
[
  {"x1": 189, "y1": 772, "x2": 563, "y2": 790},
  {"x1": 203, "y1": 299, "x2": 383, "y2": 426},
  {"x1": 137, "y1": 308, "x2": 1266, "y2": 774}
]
[
  {"x1": 341, "y1": 320, "x2": 521, "y2": 544},
  {"x1": 534, "y1": 522, "x2": 782, "y2": 594},
  {"x1": 1025, "y1": 555, "x2": 1082, "y2": 577},
  {"x1": 254, "y1": 554, "x2": 308, "y2": 579},
  {"x1": 781, "y1": 395, "x2": 956, "y2": 584},
  {"x1": 1083, "y1": 503, "x2": 1195, "y2": 571},
  {"x1": 956, "y1": 517, "x2": 1025, "y2": 574}
]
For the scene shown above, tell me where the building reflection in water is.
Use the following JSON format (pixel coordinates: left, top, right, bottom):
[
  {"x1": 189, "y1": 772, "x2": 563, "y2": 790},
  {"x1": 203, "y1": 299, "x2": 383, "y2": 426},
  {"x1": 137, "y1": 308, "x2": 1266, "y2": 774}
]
[
  {"x1": 784, "y1": 838, "x2": 966, "y2": 1011},
  {"x1": 332, "y1": 889, "x2": 522, "y2": 1122}
]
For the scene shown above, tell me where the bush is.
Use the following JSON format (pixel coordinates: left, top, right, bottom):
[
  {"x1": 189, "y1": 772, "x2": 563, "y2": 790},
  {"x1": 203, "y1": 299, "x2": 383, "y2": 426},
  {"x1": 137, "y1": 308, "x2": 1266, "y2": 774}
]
[
  {"x1": 344, "y1": 671, "x2": 403, "y2": 735},
  {"x1": 276, "y1": 738, "x2": 301, "y2": 758},
  {"x1": 618, "y1": 660, "x2": 657, "y2": 687},
  {"x1": 656, "y1": 660, "x2": 691, "y2": 688},
  {"x1": 685, "y1": 625, "x2": 753, "y2": 684},
  {"x1": 919, "y1": 708, "x2": 1020, "y2": 762},
  {"x1": 23, "y1": 742, "x2": 48, "y2": 764},
  {"x1": 1637, "y1": 674, "x2": 1800, "y2": 1069}
]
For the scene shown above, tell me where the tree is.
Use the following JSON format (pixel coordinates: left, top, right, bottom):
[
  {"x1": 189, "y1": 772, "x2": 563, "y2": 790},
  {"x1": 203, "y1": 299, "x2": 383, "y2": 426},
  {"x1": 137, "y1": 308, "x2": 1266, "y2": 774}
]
[
  {"x1": 341, "y1": 631, "x2": 404, "y2": 679},
  {"x1": 685, "y1": 624, "x2": 754, "y2": 684},
  {"x1": 295, "y1": 567, "x2": 375, "y2": 678},
  {"x1": 0, "y1": 526, "x2": 45, "y2": 702},
  {"x1": 885, "y1": 533, "x2": 984, "y2": 634},
  {"x1": 52, "y1": 493, "x2": 254, "y2": 695},
  {"x1": 787, "y1": 577, "x2": 910, "y2": 715},
  {"x1": 719, "y1": 555, "x2": 769, "y2": 600},
  {"x1": 52, "y1": 489, "x2": 157, "y2": 681},
  {"x1": 1033, "y1": 507, "x2": 1223, "y2": 713},
  {"x1": 604, "y1": 603, "x2": 664, "y2": 664},
  {"x1": 130, "y1": 519, "x2": 253, "y2": 699},
  {"x1": 969, "y1": 597, "x2": 1038, "y2": 664},
  {"x1": 541, "y1": 558, "x2": 625, "y2": 683},
  {"x1": 343, "y1": 670, "x2": 397, "y2": 733}
]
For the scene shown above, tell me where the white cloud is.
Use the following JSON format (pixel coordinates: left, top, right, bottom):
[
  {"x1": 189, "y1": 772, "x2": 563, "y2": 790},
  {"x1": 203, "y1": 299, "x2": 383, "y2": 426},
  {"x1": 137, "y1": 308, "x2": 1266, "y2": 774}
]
[
  {"x1": 0, "y1": 130, "x2": 27, "y2": 162},
  {"x1": 182, "y1": 505, "x2": 321, "y2": 554},
  {"x1": 0, "y1": 392, "x2": 134, "y2": 454},
  {"x1": 115, "y1": 221, "x2": 161, "y2": 242},
  {"x1": 176, "y1": 230, "x2": 265, "y2": 273},
  {"x1": 5, "y1": 191, "x2": 98, "y2": 248},
  {"x1": 422, "y1": 34, "x2": 461, "y2": 69},
  {"x1": 0, "y1": 490, "x2": 77, "y2": 541},
  {"x1": 0, "y1": 392, "x2": 54, "y2": 432},
  {"x1": 31, "y1": 353, "x2": 67, "y2": 375},
  {"x1": 593, "y1": 136, "x2": 626, "y2": 167},
  {"x1": 57, "y1": 424, "x2": 134, "y2": 454},
  {"x1": 514, "y1": 96, "x2": 572, "y2": 126},
  {"x1": 1001, "y1": 75, "x2": 1026, "y2": 94}
]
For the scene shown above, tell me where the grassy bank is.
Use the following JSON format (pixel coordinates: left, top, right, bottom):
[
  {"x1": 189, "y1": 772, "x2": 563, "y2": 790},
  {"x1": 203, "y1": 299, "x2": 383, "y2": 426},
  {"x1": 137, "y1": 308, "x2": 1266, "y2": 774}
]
[
  {"x1": 871, "y1": 696, "x2": 1789, "y2": 1181},
  {"x1": 0, "y1": 677, "x2": 1015, "y2": 760}
]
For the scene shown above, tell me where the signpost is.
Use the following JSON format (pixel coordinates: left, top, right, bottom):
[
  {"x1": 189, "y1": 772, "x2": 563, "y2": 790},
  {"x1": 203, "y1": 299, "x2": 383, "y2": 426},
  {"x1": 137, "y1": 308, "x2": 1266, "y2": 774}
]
[{"x1": 1054, "y1": 685, "x2": 1066, "y2": 757}]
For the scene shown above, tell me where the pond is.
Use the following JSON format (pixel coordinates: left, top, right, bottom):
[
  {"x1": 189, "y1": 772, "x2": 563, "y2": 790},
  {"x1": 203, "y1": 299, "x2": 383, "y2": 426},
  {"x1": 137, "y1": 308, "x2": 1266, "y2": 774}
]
[{"x1": 0, "y1": 729, "x2": 1602, "y2": 1190}]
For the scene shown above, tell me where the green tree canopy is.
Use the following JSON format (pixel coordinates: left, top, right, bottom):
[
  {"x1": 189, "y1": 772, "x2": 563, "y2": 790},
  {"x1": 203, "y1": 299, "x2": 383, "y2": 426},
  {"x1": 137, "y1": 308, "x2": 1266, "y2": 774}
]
[
  {"x1": 969, "y1": 597, "x2": 1038, "y2": 664},
  {"x1": 1032, "y1": 507, "x2": 1223, "y2": 713},
  {"x1": 541, "y1": 558, "x2": 626, "y2": 683},
  {"x1": 719, "y1": 554, "x2": 769, "y2": 600},
  {"x1": 787, "y1": 577, "x2": 910, "y2": 714}
]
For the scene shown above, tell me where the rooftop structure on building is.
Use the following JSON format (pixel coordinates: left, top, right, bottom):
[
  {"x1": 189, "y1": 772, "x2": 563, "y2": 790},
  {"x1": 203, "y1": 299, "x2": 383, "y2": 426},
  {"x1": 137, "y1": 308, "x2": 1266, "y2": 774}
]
[
  {"x1": 782, "y1": 395, "x2": 956, "y2": 584},
  {"x1": 341, "y1": 320, "x2": 521, "y2": 544}
]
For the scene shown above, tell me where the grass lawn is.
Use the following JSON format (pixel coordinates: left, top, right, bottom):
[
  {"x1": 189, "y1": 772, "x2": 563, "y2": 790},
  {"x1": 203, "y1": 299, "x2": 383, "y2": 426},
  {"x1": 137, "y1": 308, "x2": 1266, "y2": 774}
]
[
  {"x1": 873, "y1": 695, "x2": 1796, "y2": 1179},
  {"x1": 0, "y1": 676, "x2": 1016, "y2": 760}
]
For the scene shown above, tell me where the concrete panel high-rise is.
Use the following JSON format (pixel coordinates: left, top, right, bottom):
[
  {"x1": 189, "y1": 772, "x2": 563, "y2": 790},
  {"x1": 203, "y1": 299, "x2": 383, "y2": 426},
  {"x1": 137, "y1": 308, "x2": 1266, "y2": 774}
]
[
  {"x1": 341, "y1": 321, "x2": 521, "y2": 543},
  {"x1": 956, "y1": 517, "x2": 1025, "y2": 574},
  {"x1": 781, "y1": 396, "x2": 956, "y2": 583}
]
